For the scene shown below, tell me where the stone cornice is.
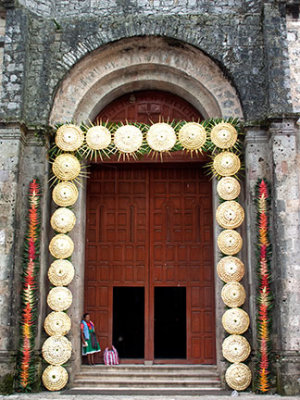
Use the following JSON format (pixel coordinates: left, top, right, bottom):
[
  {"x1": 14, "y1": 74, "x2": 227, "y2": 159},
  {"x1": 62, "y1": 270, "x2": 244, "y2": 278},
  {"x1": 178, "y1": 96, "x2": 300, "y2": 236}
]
[
  {"x1": 0, "y1": 122, "x2": 50, "y2": 146},
  {"x1": 244, "y1": 127, "x2": 268, "y2": 145},
  {"x1": 269, "y1": 119, "x2": 297, "y2": 136},
  {"x1": 275, "y1": 350, "x2": 300, "y2": 361},
  {"x1": 0, "y1": 122, "x2": 26, "y2": 143}
]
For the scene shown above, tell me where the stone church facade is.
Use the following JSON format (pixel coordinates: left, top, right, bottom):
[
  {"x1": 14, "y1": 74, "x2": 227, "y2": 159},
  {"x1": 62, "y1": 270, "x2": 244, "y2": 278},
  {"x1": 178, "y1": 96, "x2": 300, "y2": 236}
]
[{"x1": 0, "y1": 0, "x2": 299, "y2": 395}]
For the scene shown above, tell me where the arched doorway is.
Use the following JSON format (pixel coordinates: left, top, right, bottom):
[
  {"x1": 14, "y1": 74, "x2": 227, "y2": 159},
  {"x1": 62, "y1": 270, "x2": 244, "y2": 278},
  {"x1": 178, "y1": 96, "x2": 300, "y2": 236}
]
[{"x1": 84, "y1": 90, "x2": 216, "y2": 364}]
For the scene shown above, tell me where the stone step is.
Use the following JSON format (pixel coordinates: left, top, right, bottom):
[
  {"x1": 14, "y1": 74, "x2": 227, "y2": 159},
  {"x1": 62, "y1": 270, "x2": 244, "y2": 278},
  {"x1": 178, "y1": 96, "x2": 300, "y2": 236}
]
[
  {"x1": 72, "y1": 364, "x2": 222, "y2": 392},
  {"x1": 71, "y1": 383, "x2": 222, "y2": 389},
  {"x1": 80, "y1": 363, "x2": 218, "y2": 368},
  {"x1": 75, "y1": 369, "x2": 218, "y2": 378},
  {"x1": 74, "y1": 377, "x2": 221, "y2": 386},
  {"x1": 66, "y1": 388, "x2": 224, "y2": 395},
  {"x1": 75, "y1": 374, "x2": 219, "y2": 381},
  {"x1": 79, "y1": 365, "x2": 218, "y2": 372}
]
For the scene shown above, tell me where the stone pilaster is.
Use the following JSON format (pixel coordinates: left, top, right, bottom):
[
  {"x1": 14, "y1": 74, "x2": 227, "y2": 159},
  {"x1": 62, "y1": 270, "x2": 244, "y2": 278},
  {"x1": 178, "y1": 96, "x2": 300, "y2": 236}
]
[
  {"x1": 244, "y1": 126, "x2": 272, "y2": 353},
  {"x1": 0, "y1": 123, "x2": 50, "y2": 390},
  {"x1": 0, "y1": 123, "x2": 25, "y2": 380},
  {"x1": 270, "y1": 117, "x2": 300, "y2": 395},
  {"x1": 16, "y1": 131, "x2": 50, "y2": 353}
]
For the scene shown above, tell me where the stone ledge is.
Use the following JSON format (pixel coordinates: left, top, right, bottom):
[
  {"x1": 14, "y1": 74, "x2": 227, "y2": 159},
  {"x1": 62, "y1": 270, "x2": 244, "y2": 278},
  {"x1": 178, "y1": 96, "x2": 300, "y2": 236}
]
[
  {"x1": 0, "y1": 123, "x2": 25, "y2": 142},
  {"x1": 0, "y1": 350, "x2": 16, "y2": 366},
  {"x1": 244, "y1": 127, "x2": 268, "y2": 144}
]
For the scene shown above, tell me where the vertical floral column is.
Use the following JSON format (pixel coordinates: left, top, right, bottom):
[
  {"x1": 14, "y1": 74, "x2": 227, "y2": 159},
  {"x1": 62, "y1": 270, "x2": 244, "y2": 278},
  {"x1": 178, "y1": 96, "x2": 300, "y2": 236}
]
[
  {"x1": 210, "y1": 122, "x2": 252, "y2": 391},
  {"x1": 16, "y1": 179, "x2": 41, "y2": 391},
  {"x1": 256, "y1": 179, "x2": 272, "y2": 392}
]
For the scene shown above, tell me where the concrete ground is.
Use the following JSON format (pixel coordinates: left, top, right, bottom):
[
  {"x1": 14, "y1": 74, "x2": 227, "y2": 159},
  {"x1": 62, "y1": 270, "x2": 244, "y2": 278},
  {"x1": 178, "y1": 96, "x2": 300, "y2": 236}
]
[{"x1": 1, "y1": 393, "x2": 300, "y2": 400}]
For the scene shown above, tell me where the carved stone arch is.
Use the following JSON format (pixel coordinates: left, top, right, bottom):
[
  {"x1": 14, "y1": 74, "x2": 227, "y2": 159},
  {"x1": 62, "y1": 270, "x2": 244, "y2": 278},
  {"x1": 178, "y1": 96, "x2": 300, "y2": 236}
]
[{"x1": 50, "y1": 36, "x2": 243, "y2": 124}]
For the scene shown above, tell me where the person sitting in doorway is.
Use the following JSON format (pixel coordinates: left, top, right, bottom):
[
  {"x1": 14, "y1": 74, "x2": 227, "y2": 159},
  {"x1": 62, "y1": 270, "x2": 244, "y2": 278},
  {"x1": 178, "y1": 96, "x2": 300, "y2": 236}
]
[{"x1": 81, "y1": 312, "x2": 101, "y2": 365}]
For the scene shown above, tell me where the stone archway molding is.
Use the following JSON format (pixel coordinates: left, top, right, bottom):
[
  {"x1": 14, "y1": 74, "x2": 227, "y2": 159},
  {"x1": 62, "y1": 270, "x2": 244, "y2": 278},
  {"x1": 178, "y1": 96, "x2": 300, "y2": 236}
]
[{"x1": 50, "y1": 37, "x2": 243, "y2": 124}]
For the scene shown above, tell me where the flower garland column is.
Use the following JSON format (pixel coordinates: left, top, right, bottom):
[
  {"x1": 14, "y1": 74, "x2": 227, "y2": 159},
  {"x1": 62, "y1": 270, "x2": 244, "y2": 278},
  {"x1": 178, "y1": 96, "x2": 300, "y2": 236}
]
[
  {"x1": 255, "y1": 179, "x2": 272, "y2": 392},
  {"x1": 16, "y1": 179, "x2": 41, "y2": 391}
]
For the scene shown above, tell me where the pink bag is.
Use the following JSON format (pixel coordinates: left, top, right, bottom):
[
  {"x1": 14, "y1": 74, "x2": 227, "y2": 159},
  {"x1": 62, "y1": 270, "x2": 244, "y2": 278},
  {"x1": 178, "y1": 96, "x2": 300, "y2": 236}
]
[{"x1": 104, "y1": 346, "x2": 119, "y2": 365}]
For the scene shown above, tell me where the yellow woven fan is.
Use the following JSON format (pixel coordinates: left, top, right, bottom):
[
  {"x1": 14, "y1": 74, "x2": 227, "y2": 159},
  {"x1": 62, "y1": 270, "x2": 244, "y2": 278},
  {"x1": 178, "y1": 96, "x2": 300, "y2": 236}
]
[
  {"x1": 146, "y1": 123, "x2": 177, "y2": 152},
  {"x1": 42, "y1": 365, "x2": 68, "y2": 391},
  {"x1": 217, "y1": 177, "x2": 241, "y2": 200},
  {"x1": 178, "y1": 122, "x2": 207, "y2": 151},
  {"x1": 44, "y1": 311, "x2": 71, "y2": 336},
  {"x1": 86, "y1": 125, "x2": 111, "y2": 150},
  {"x1": 221, "y1": 282, "x2": 246, "y2": 307},
  {"x1": 210, "y1": 122, "x2": 238, "y2": 149},
  {"x1": 42, "y1": 335, "x2": 72, "y2": 366},
  {"x1": 216, "y1": 201, "x2": 245, "y2": 229},
  {"x1": 47, "y1": 287, "x2": 72, "y2": 312},
  {"x1": 213, "y1": 152, "x2": 241, "y2": 177},
  {"x1": 217, "y1": 230, "x2": 243, "y2": 255},
  {"x1": 48, "y1": 259, "x2": 75, "y2": 286},
  {"x1": 49, "y1": 234, "x2": 74, "y2": 259},
  {"x1": 52, "y1": 182, "x2": 78, "y2": 207},
  {"x1": 114, "y1": 125, "x2": 143, "y2": 154},
  {"x1": 222, "y1": 308, "x2": 250, "y2": 335},
  {"x1": 55, "y1": 124, "x2": 84, "y2": 152},
  {"x1": 52, "y1": 154, "x2": 81, "y2": 181},
  {"x1": 50, "y1": 208, "x2": 76, "y2": 234},
  {"x1": 222, "y1": 335, "x2": 251, "y2": 363},
  {"x1": 225, "y1": 363, "x2": 252, "y2": 391},
  {"x1": 217, "y1": 256, "x2": 245, "y2": 283}
]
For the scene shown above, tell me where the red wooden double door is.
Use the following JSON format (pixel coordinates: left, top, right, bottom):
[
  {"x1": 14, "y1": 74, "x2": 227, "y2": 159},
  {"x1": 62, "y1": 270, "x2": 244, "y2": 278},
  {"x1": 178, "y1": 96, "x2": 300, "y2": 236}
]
[
  {"x1": 84, "y1": 90, "x2": 215, "y2": 364},
  {"x1": 85, "y1": 163, "x2": 216, "y2": 364}
]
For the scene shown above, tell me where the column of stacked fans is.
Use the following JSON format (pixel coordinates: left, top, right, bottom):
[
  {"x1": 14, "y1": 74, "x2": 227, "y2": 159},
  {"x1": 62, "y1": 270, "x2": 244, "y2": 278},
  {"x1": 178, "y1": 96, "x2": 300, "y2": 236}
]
[
  {"x1": 42, "y1": 120, "x2": 250, "y2": 391},
  {"x1": 41, "y1": 127, "x2": 83, "y2": 391},
  {"x1": 212, "y1": 125, "x2": 252, "y2": 391}
]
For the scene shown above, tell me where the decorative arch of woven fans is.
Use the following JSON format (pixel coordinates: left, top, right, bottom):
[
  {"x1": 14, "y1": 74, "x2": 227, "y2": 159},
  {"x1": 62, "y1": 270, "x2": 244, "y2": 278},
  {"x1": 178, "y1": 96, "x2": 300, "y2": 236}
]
[{"x1": 43, "y1": 120, "x2": 251, "y2": 391}]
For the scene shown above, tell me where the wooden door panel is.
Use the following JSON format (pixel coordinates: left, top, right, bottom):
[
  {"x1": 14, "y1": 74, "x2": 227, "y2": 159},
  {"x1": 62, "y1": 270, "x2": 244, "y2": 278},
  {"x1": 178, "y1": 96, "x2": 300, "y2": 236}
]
[
  {"x1": 85, "y1": 166, "x2": 148, "y2": 362},
  {"x1": 85, "y1": 164, "x2": 215, "y2": 364},
  {"x1": 149, "y1": 166, "x2": 215, "y2": 363}
]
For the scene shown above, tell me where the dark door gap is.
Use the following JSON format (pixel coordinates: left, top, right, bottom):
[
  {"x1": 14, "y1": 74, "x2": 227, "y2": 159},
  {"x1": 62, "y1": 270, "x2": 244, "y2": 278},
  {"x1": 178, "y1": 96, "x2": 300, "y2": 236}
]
[
  {"x1": 154, "y1": 287, "x2": 186, "y2": 359},
  {"x1": 113, "y1": 287, "x2": 145, "y2": 359}
]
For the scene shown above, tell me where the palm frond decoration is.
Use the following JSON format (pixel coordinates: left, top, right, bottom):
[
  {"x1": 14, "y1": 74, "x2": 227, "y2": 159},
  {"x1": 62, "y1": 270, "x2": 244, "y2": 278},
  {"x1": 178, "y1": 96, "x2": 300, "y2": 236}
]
[
  {"x1": 16, "y1": 179, "x2": 41, "y2": 391},
  {"x1": 255, "y1": 178, "x2": 273, "y2": 393}
]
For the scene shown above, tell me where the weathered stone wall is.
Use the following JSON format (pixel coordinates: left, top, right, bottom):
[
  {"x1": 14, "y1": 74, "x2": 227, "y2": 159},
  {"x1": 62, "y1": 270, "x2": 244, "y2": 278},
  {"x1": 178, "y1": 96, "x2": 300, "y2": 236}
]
[
  {"x1": 19, "y1": 0, "x2": 54, "y2": 17},
  {"x1": 0, "y1": 125, "x2": 25, "y2": 382},
  {"x1": 0, "y1": 125, "x2": 50, "y2": 388},
  {"x1": 270, "y1": 119, "x2": 300, "y2": 395},
  {"x1": 19, "y1": 0, "x2": 262, "y2": 18},
  {"x1": 0, "y1": 9, "x2": 26, "y2": 120},
  {"x1": 0, "y1": 1, "x2": 293, "y2": 125},
  {"x1": 0, "y1": 11, "x2": 6, "y2": 94},
  {"x1": 287, "y1": 13, "x2": 300, "y2": 112}
]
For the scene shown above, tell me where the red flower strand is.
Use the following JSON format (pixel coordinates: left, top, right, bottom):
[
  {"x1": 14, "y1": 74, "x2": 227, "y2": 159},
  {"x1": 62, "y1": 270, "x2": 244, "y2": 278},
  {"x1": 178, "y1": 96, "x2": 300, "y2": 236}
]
[
  {"x1": 18, "y1": 179, "x2": 41, "y2": 390},
  {"x1": 256, "y1": 179, "x2": 272, "y2": 392}
]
